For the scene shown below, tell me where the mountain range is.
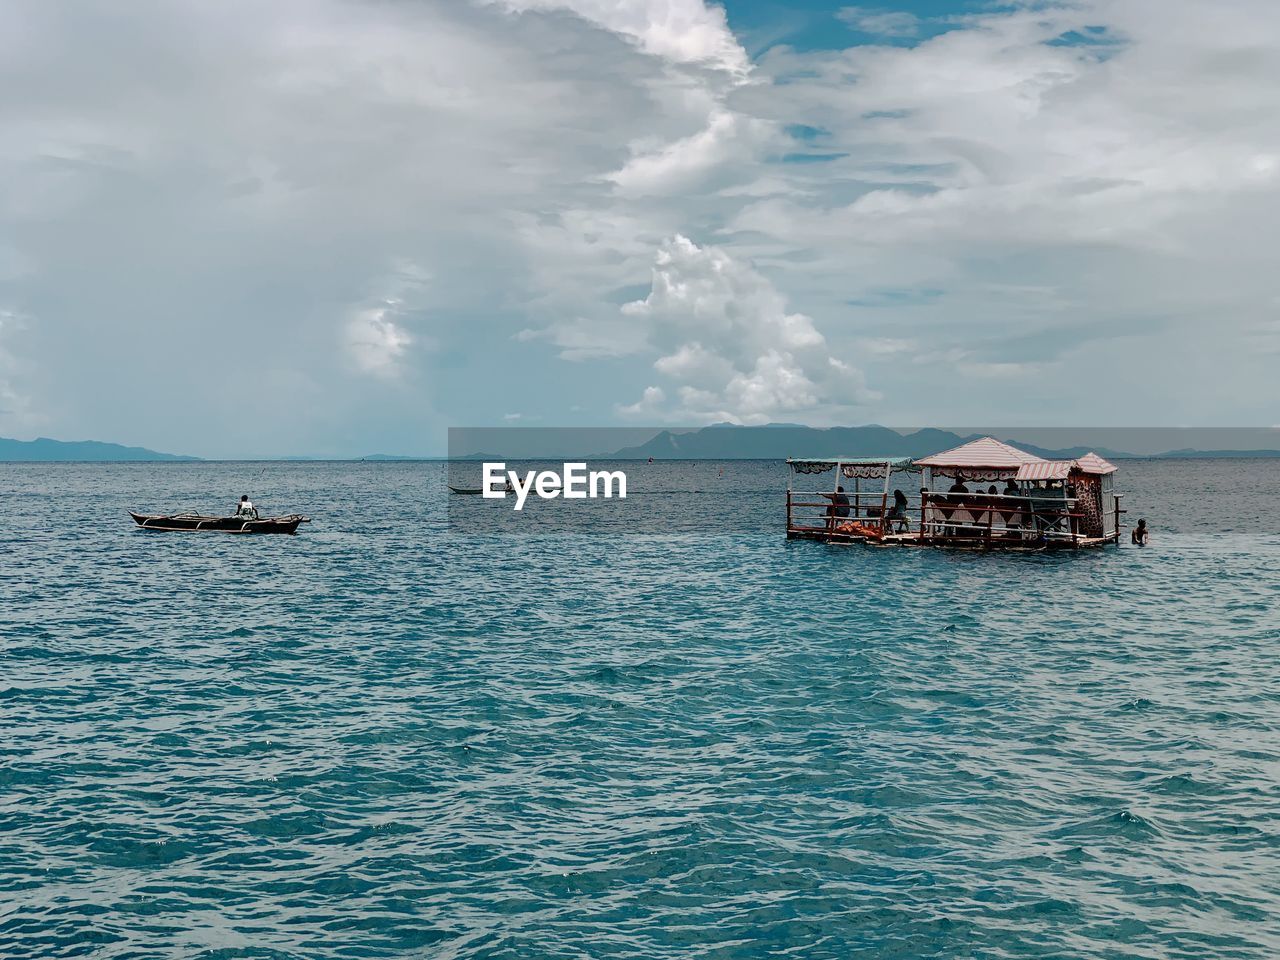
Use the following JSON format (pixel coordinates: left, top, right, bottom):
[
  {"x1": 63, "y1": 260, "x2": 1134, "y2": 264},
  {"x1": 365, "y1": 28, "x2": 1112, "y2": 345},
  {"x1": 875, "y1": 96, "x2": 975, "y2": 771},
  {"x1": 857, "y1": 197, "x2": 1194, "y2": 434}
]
[
  {"x1": 605, "y1": 424, "x2": 1280, "y2": 461},
  {"x1": 4, "y1": 425, "x2": 1279, "y2": 461},
  {"x1": 0, "y1": 437, "x2": 199, "y2": 462}
]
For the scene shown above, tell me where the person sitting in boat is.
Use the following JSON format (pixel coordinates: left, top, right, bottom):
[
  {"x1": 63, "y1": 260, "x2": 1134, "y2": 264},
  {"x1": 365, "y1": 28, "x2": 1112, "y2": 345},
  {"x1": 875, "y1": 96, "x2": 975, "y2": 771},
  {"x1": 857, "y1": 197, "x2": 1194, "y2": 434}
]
[
  {"x1": 1131, "y1": 518, "x2": 1149, "y2": 545},
  {"x1": 235, "y1": 495, "x2": 258, "y2": 520}
]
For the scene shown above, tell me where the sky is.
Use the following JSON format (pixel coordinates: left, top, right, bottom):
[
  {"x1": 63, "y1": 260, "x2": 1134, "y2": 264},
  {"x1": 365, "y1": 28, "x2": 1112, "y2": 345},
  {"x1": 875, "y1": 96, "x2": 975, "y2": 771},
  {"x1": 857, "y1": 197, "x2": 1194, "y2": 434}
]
[{"x1": 2, "y1": 0, "x2": 1278, "y2": 457}]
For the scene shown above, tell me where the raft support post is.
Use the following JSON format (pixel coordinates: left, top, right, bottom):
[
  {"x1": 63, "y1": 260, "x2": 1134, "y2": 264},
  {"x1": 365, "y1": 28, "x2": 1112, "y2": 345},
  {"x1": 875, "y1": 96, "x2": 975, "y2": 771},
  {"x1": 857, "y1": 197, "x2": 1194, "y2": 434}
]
[{"x1": 880, "y1": 460, "x2": 891, "y2": 537}]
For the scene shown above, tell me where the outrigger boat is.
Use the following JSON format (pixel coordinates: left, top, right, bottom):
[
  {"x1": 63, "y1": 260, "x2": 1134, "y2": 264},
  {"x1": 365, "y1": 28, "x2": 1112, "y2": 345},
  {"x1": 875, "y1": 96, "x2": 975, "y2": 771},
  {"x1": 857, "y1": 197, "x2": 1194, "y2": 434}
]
[
  {"x1": 448, "y1": 482, "x2": 513, "y2": 495},
  {"x1": 786, "y1": 437, "x2": 1124, "y2": 550},
  {"x1": 130, "y1": 512, "x2": 310, "y2": 534}
]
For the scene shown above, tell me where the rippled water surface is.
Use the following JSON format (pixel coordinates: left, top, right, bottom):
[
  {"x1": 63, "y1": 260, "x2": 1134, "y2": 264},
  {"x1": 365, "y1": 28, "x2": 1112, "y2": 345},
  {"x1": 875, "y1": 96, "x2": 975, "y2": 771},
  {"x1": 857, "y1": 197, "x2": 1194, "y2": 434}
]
[{"x1": 3, "y1": 460, "x2": 1279, "y2": 959}]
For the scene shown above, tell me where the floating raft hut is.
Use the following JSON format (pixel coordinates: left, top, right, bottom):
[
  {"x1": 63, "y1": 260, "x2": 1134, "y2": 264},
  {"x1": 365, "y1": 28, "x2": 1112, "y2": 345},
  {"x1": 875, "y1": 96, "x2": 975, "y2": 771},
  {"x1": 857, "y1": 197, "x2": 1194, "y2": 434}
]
[{"x1": 786, "y1": 437, "x2": 1123, "y2": 550}]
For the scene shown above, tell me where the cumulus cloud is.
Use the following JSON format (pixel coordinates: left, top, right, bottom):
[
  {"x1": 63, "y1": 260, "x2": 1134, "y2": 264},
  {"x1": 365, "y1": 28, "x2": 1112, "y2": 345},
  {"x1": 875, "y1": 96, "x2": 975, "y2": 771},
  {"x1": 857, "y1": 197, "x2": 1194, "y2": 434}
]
[{"x1": 617, "y1": 235, "x2": 876, "y2": 422}]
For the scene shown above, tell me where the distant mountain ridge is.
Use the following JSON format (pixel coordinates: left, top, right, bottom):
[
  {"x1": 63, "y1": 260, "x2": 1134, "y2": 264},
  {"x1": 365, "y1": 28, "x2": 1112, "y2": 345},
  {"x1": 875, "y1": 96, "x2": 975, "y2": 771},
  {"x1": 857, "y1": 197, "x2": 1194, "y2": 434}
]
[
  {"x1": 607, "y1": 426, "x2": 1112, "y2": 461},
  {"x1": 0, "y1": 437, "x2": 198, "y2": 462},
  {"x1": 7, "y1": 427, "x2": 1278, "y2": 462},
  {"x1": 606, "y1": 425, "x2": 1279, "y2": 461}
]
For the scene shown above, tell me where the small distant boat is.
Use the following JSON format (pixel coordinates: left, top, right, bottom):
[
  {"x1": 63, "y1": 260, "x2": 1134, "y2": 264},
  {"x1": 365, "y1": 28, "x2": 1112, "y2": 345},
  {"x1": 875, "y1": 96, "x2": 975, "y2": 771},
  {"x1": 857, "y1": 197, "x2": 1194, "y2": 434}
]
[
  {"x1": 130, "y1": 512, "x2": 310, "y2": 534},
  {"x1": 448, "y1": 483, "x2": 513, "y2": 495}
]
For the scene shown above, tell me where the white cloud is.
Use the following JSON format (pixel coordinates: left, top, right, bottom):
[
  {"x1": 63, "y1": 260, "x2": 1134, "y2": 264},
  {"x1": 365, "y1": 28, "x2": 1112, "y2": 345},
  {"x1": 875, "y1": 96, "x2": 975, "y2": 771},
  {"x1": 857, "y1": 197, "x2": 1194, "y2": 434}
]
[
  {"x1": 653, "y1": 341, "x2": 733, "y2": 382},
  {"x1": 344, "y1": 258, "x2": 432, "y2": 378},
  {"x1": 618, "y1": 384, "x2": 666, "y2": 417},
  {"x1": 619, "y1": 235, "x2": 876, "y2": 423},
  {"x1": 345, "y1": 303, "x2": 412, "y2": 378},
  {"x1": 610, "y1": 108, "x2": 776, "y2": 196},
  {"x1": 488, "y1": 0, "x2": 749, "y2": 75}
]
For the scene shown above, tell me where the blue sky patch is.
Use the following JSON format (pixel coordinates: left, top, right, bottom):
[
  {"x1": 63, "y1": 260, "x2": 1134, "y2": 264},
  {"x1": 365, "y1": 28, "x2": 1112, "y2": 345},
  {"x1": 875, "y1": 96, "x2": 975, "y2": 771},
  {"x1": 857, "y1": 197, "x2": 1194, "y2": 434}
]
[
  {"x1": 779, "y1": 152, "x2": 849, "y2": 164},
  {"x1": 723, "y1": 0, "x2": 986, "y2": 55}
]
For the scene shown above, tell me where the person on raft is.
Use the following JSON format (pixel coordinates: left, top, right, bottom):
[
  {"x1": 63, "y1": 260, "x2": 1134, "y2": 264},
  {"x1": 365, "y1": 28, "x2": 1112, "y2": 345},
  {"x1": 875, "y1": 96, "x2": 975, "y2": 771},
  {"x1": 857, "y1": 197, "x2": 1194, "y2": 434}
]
[
  {"x1": 886, "y1": 488, "x2": 910, "y2": 532},
  {"x1": 831, "y1": 486, "x2": 851, "y2": 518},
  {"x1": 235, "y1": 495, "x2": 259, "y2": 520},
  {"x1": 824, "y1": 485, "x2": 851, "y2": 531}
]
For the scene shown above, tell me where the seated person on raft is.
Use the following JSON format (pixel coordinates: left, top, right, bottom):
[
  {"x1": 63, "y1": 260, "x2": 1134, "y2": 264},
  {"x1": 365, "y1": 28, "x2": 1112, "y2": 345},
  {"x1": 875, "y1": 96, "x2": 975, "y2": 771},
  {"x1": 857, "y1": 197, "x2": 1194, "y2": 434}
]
[
  {"x1": 826, "y1": 486, "x2": 851, "y2": 525},
  {"x1": 863, "y1": 489, "x2": 910, "y2": 532}
]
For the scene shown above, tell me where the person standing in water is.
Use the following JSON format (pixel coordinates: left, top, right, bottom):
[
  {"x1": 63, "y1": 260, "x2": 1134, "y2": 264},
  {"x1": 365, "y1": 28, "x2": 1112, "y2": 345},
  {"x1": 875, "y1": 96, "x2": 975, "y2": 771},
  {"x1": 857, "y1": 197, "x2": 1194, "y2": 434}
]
[
  {"x1": 235, "y1": 495, "x2": 258, "y2": 520},
  {"x1": 1131, "y1": 518, "x2": 1149, "y2": 545}
]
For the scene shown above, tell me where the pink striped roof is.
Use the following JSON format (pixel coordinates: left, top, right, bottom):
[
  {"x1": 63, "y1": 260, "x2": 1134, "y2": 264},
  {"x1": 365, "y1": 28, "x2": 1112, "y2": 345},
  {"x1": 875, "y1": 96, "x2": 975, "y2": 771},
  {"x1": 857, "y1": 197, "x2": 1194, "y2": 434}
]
[
  {"x1": 1016, "y1": 460, "x2": 1072, "y2": 481},
  {"x1": 1075, "y1": 451, "x2": 1118, "y2": 475},
  {"x1": 915, "y1": 437, "x2": 1046, "y2": 470},
  {"x1": 1015, "y1": 452, "x2": 1119, "y2": 480}
]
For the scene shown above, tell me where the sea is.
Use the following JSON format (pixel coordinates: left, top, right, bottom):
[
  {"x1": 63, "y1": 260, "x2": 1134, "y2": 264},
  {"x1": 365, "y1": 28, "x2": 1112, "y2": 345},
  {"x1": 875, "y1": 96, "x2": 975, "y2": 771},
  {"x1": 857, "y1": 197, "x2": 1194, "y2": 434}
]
[{"x1": 2, "y1": 459, "x2": 1278, "y2": 959}]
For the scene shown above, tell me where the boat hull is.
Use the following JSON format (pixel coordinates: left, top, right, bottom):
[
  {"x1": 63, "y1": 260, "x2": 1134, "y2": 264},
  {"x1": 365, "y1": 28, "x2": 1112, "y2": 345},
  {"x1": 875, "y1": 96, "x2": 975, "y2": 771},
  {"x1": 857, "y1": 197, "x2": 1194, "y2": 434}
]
[{"x1": 130, "y1": 512, "x2": 310, "y2": 534}]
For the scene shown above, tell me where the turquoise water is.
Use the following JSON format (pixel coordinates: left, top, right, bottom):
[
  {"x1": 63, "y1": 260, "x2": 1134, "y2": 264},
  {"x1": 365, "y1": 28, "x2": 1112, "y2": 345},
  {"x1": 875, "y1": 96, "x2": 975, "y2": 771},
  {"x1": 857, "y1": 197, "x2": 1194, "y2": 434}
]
[{"x1": 3, "y1": 460, "x2": 1279, "y2": 959}]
